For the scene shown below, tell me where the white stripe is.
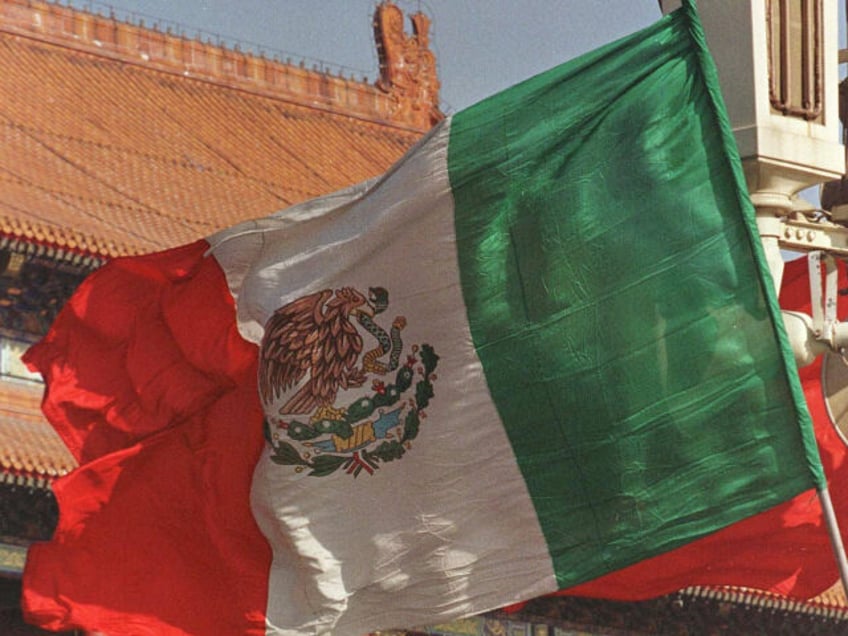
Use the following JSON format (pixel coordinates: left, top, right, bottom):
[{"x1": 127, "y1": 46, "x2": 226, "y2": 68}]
[{"x1": 213, "y1": 119, "x2": 557, "y2": 635}]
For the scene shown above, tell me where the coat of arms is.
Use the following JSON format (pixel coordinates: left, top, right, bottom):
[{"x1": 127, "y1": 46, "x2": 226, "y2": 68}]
[{"x1": 260, "y1": 286, "x2": 438, "y2": 477}]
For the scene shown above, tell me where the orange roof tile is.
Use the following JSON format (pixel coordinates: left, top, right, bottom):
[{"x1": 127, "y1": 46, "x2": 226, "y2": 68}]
[
  {"x1": 814, "y1": 580, "x2": 848, "y2": 607},
  {"x1": 0, "y1": 381, "x2": 76, "y2": 484},
  {"x1": 0, "y1": 0, "x2": 440, "y2": 258}
]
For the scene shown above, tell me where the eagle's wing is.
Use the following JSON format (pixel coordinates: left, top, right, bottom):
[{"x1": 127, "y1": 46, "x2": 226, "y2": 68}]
[
  {"x1": 259, "y1": 290, "x2": 332, "y2": 405},
  {"x1": 308, "y1": 298, "x2": 365, "y2": 404}
]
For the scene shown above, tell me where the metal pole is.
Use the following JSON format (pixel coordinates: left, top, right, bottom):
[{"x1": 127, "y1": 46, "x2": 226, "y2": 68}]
[{"x1": 818, "y1": 487, "x2": 848, "y2": 593}]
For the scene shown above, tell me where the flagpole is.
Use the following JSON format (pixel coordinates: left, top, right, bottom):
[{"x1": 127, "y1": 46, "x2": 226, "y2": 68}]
[{"x1": 818, "y1": 487, "x2": 848, "y2": 593}]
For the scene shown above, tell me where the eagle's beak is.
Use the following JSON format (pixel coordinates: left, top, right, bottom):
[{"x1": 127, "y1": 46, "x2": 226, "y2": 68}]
[{"x1": 357, "y1": 303, "x2": 376, "y2": 318}]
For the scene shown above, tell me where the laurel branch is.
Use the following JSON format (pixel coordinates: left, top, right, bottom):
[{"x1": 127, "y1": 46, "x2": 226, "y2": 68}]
[{"x1": 265, "y1": 344, "x2": 439, "y2": 477}]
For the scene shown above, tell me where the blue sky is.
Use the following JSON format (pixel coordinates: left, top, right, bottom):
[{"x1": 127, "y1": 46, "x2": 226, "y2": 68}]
[{"x1": 73, "y1": 0, "x2": 662, "y2": 111}]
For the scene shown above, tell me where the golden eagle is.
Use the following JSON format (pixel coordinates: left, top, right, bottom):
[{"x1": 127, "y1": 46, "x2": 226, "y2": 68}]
[{"x1": 259, "y1": 287, "x2": 388, "y2": 417}]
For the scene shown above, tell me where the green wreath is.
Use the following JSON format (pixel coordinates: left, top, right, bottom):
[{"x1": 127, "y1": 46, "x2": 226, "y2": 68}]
[{"x1": 264, "y1": 344, "x2": 439, "y2": 477}]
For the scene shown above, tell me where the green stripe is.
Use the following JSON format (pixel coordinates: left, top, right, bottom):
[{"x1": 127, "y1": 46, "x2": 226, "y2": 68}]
[
  {"x1": 446, "y1": 4, "x2": 821, "y2": 589},
  {"x1": 678, "y1": 0, "x2": 824, "y2": 487}
]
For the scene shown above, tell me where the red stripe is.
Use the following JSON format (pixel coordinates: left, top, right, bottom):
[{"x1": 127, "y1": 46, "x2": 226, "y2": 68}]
[
  {"x1": 555, "y1": 257, "x2": 847, "y2": 601},
  {"x1": 22, "y1": 240, "x2": 270, "y2": 635}
]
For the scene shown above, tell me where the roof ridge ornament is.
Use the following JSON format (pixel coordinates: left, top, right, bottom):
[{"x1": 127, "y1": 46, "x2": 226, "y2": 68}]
[{"x1": 373, "y1": 1, "x2": 443, "y2": 128}]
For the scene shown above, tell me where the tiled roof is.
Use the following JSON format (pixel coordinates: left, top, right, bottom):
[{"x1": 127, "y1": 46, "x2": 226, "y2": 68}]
[
  {"x1": 0, "y1": 1, "x2": 438, "y2": 483},
  {"x1": 816, "y1": 580, "x2": 848, "y2": 607},
  {"x1": 0, "y1": 382, "x2": 75, "y2": 486},
  {"x1": 0, "y1": 0, "x2": 439, "y2": 258}
]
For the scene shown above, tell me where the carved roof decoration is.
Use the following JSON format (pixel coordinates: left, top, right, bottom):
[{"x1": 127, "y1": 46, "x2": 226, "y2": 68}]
[
  {"x1": 0, "y1": 0, "x2": 441, "y2": 131},
  {"x1": 0, "y1": 0, "x2": 442, "y2": 258},
  {"x1": 374, "y1": 2, "x2": 442, "y2": 129}
]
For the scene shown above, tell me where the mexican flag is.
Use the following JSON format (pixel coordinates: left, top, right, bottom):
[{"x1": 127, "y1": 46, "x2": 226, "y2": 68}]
[{"x1": 22, "y1": 2, "x2": 837, "y2": 635}]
